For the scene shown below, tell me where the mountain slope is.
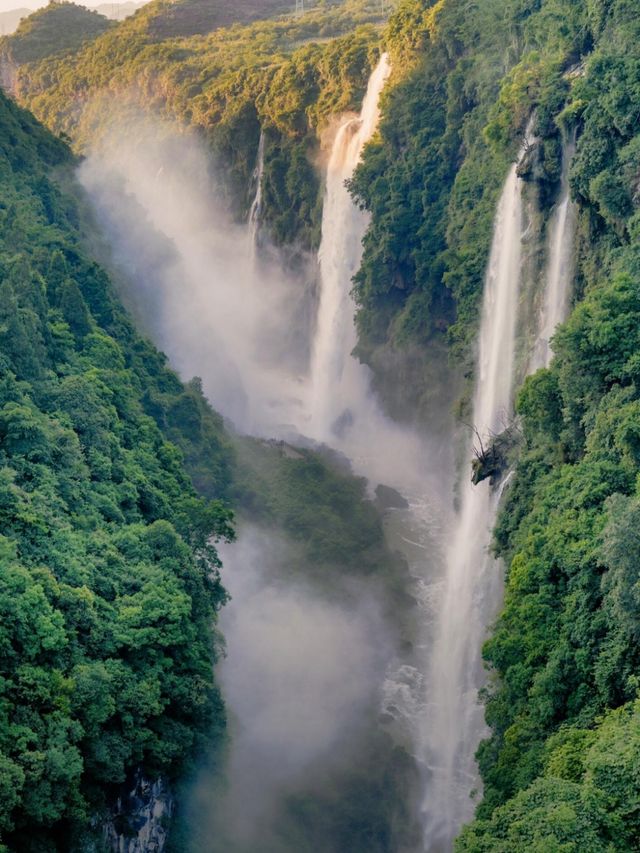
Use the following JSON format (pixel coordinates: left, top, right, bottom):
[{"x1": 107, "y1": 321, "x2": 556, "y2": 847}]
[
  {"x1": 6, "y1": 0, "x2": 387, "y2": 237},
  {"x1": 0, "y1": 87, "x2": 235, "y2": 851},
  {"x1": 0, "y1": 2, "x2": 112, "y2": 64},
  {"x1": 144, "y1": 0, "x2": 292, "y2": 39}
]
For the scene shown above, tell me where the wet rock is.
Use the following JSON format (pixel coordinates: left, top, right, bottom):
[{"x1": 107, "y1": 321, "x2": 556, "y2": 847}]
[
  {"x1": 102, "y1": 771, "x2": 173, "y2": 853},
  {"x1": 471, "y1": 426, "x2": 520, "y2": 486},
  {"x1": 375, "y1": 483, "x2": 409, "y2": 510}
]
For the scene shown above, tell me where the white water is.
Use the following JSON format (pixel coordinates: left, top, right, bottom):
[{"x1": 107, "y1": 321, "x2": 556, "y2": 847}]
[
  {"x1": 305, "y1": 54, "x2": 436, "y2": 500},
  {"x1": 530, "y1": 135, "x2": 576, "y2": 371},
  {"x1": 78, "y1": 52, "x2": 548, "y2": 853},
  {"x1": 309, "y1": 55, "x2": 390, "y2": 443},
  {"x1": 421, "y1": 138, "x2": 531, "y2": 850},
  {"x1": 248, "y1": 131, "x2": 264, "y2": 253}
]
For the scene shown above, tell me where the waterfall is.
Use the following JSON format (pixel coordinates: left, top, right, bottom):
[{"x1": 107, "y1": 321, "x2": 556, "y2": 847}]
[
  {"x1": 530, "y1": 133, "x2": 576, "y2": 371},
  {"x1": 309, "y1": 54, "x2": 391, "y2": 443},
  {"x1": 248, "y1": 131, "x2": 264, "y2": 253},
  {"x1": 421, "y1": 135, "x2": 532, "y2": 851},
  {"x1": 77, "y1": 52, "x2": 453, "y2": 850}
]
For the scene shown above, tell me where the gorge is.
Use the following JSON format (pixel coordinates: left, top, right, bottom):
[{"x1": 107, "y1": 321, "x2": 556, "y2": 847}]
[
  {"x1": 2, "y1": 0, "x2": 640, "y2": 851},
  {"x1": 78, "y1": 48, "x2": 576, "y2": 852}
]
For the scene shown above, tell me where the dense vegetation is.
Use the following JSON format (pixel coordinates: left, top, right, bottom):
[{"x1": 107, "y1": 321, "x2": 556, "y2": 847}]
[
  {"x1": 10, "y1": 0, "x2": 387, "y2": 242},
  {"x1": 0, "y1": 66, "x2": 418, "y2": 850},
  {"x1": 0, "y1": 89, "x2": 236, "y2": 850},
  {"x1": 453, "y1": 0, "x2": 640, "y2": 847},
  {"x1": 232, "y1": 436, "x2": 414, "y2": 618},
  {"x1": 6, "y1": 0, "x2": 640, "y2": 848},
  {"x1": 174, "y1": 435, "x2": 422, "y2": 853},
  {"x1": 143, "y1": 0, "x2": 291, "y2": 40},
  {"x1": 0, "y1": 2, "x2": 112, "y2": 65},
  {"x1": 349, "y1": 0, "x2": 585, "y2": 364},
  {"x1": 3, "y1": 0, "x2": 585, "y2": 359},
  {"x1": 0, "y1": 9, "x2": 431, "y2": 848}
]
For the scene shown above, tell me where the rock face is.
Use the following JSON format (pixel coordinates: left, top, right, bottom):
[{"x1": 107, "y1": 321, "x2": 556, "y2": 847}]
[
  {"x1": 375, "y1": 483, "x2": 410, "y2": 510},
  {"x1": 103, "y1": 772, "x2": 174, "y2": 853},
  {"x1": 0, "y1": 55, "x2": 17, "y2": 94}
]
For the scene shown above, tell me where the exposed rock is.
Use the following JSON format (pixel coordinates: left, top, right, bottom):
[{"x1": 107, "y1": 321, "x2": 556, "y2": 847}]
[
  {"x1": 331, "y1": 407, "x2": 354, "y2": 438},
  {"x1": 375, "y1": 483, "x2": 409, "y2": 510},
  {"x1": 0, "y1": 55, "x2": 17, "y2": 94},
  {"x1": 258, "y1": 437, "x2": 305, "y2": 459},
  {"x1": 102, "y1": 771, "x2": 173, "y2": 853},
  {"x1": 516, "y1": 139, "x2": 542, "y2": 182}
]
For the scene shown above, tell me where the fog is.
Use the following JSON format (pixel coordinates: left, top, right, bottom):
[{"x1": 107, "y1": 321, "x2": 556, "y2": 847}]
[
  {"x1": 79, "y1": 122, "x2": 313, "y2": 437},
  {"x1": 180, "y1": 525, "x2": 396, "y2": 851},
  {"x1": 78, "y1": 106, "x2": 452, "y2": 851}
]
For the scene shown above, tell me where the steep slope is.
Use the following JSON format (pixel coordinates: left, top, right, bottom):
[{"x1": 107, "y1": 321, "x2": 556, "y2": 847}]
[
  {"x1": 349, "y1": 0, "x2": 584, "y2": 373},
  {"x1": 340, "y1": 0, "x2": 640, "y2": 847},
  {"x1": 0, "y1": 88, "x2": 235, "y2": 851},
  {"x1": 144, "y1": 0, "x2": 292, "y2": 39},
  {"x1": 456, "y1": 1, "x2": 640, "y2": 846},
  {"x1": 7, "y1": 0, "x2": 640, "y2": 848},
  {"x1": 7, "y1": 0, "x2": 387, "y2": 236},
  {"x1": 0, "y1": 67, "x2": 419, "y2": 851},
  {"x1": 0, "y1": 2, "x2": 112, "y2": 64}
]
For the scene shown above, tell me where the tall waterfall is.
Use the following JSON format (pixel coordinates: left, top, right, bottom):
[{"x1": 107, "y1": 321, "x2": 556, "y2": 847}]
[
  {"x1": 248, "y1": 131, "x2": 264, "y2": 253},
  {"x1": 530, "y1": 134, "x2": 576, "y2": 371},
  {"x1": 421, "y1": 138, "x2": 531, "y2": 850},
  {"x1": 309, "y1": 54, "x2": 391, "y2": 443}
]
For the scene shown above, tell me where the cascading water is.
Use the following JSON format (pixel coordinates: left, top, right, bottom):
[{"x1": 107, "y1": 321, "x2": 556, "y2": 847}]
[
  {"x1": 530, "y1": 133, "x2": 576, "y2": 371},
  {"x1": 307, "y1": 51, "x2": 459, "y2": 805},
  {"x1": 421, "y1": 136, "x2": 531, "y2": 851},
  {"x1": 309, "y1": 54, "x2": 391, "y2": 444},
  {"x1": 305, "y1": 53, "x2": 433, "y2": 494},
  {"x1": 248, "y1": 131, "x2": 264, "y2": 254},
  {"x1": 78, "y1": 52, "x2": 452, "y2": 851}
]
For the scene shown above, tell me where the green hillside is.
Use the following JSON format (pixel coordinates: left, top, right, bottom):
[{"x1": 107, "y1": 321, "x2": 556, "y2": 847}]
[
  {"x1": 4, "y1": 0, "x2": 640, "y2": 848},
  {"x1": 9, "y1": 0, "x2": 388, "y2": 234},
  {"x1": 1, "y1": 2, "x2": 112, "y2": 64},
  {"x1": 144, "y1": 0, "x2": 293, "y2": 39},
  {"x1": 0, "y1": 86, "x2": 236, "y2": 850},
  {"x1": 0, "y1": 66, "x2": 412, "y2": 849}
]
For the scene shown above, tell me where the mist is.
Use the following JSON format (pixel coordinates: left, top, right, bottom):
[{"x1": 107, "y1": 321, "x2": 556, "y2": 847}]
[
  {"x1": 79, "y1": 122, "x2": 313, "y2": 437},
  {"x1": 180, "y1": 525, "x2": 401, "y2": 852},
  {"x1": 78, "y1": 107, "x2": 451, "y2": 851}
]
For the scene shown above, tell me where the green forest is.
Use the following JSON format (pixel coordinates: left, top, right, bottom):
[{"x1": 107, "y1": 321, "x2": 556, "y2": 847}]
[
  {"x1": 2, "y1": 0, "x2": 640, "y2": 849},
  {"x1": 0, "y1": 88, "x2": 235, "y2": 850},
  {"x1": 0, "y1": 14, "x2": 413, "y2": 847}
]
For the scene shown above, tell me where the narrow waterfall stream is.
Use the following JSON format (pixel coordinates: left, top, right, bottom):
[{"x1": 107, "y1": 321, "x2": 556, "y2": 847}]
[
  {"x1": 421, "y1": 140, "x2": 530, "y2": 850},
  {"x1": 306, "y1": 54, "x2": 438, "y2": 504},
  {"x1": 305, "y1": 50, "x2": 452, "y2": 773},
  {"x1": 530, "y1": 133, "x2": 576, "y2": 371},
  {"x1": 248, "y1": 131, "x2": 265, "y2": 255}
]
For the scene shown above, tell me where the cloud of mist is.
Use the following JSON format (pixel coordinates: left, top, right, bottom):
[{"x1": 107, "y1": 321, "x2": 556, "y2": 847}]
[
  {"x1": 78, "y1": 113, "x2": 453, "y2": 851},
  {"x1": 79, "y1": 120, "x2": 313, "y2": 436},
  {"x1": 185, "y1": 525, "x2": 390, "y2": 851},
  {"x1": 78, "y1": 117, "x2": 453, "y2": 501}
]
